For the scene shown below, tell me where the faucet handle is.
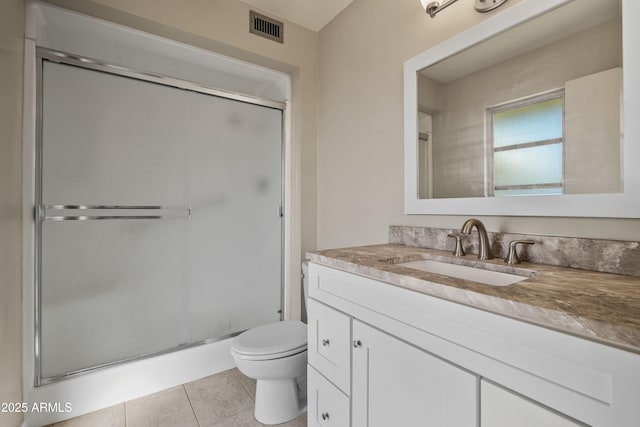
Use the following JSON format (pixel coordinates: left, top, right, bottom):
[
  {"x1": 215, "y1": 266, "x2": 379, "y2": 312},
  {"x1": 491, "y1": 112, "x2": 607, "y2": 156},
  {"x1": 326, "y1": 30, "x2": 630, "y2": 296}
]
[
  {"x1": 447, "y1": 233, "x2": 466, "y2": 257},
  {"x1": 504, "y1": 240, "x2": 535, "y2": 264}
]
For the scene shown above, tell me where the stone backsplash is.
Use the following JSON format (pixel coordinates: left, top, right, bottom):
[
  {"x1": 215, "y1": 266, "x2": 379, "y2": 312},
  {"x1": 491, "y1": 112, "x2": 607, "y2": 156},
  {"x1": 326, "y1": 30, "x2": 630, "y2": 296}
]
[{"x1": 389, "y1": 225, "x2": 640, "y2": 277}]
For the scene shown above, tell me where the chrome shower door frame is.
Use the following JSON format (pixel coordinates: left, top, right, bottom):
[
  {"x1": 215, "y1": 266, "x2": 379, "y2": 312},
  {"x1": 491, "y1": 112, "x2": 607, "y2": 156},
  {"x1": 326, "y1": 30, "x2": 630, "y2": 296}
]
[{"x1": 34, "y1": 48, "x2": 287, "y2": 386}]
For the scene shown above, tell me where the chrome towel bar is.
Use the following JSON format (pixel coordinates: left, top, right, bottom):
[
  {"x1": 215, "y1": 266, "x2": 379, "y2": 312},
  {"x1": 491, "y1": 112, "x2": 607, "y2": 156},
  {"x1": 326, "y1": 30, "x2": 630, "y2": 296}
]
[{"x1": 40, "y1": 205, "x2": 192, "y2": 221}]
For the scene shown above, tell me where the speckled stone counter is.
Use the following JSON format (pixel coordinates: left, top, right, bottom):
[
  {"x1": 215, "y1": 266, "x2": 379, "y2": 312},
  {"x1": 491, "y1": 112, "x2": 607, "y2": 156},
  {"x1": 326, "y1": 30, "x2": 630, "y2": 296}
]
[
  {"x1": 389, "y1": 225, "x2": 640, "y2": 276},
  {"x1": 307, "y1": 244, "x2": 640, "y2": 354}
]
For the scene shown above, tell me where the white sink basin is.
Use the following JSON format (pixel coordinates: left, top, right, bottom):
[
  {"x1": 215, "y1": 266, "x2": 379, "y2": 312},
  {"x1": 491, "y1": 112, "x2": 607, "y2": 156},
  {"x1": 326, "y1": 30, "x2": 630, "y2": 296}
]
[{"x1": 398, "y1": 259, "x2": 529, "y2": 286}]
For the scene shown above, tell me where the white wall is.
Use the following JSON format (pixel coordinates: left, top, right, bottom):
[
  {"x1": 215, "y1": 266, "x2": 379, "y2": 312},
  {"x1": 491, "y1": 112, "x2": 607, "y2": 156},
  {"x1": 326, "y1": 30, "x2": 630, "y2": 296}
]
[
  {"x1": 317, "y1": 0, "x2": 640, "y2": 249},
  {"x1": 565, "y1": 67, "x2": 622, "y2": 194},
  {"x1": 0, "y1": 1, "x2": 24, "y2": 426}
]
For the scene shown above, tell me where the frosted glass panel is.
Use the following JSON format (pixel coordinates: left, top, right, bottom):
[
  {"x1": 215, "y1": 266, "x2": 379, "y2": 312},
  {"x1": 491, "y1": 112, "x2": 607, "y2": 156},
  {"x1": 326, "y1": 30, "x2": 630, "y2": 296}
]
[
  {"x1": 492, "y1": 95, "x2": 564, "y2": 196},
  {"x1": 41, "y1": 61, "x2": 189, "y2": 206},
  {"x1": 185, "y1": 92, "x2": 282, "y2": 341},
  {"x1": 38, "y1": 60, "x2": 282, "y2": 381},
  {"x1": 40, "y1": 219, "x2": 187, "y2": 378},
  {"x1": 493, "y1": 97, "x2": 563, "y2": 147},
  {"x1": 494, "y1": 143, "x2": 563, "y2": 187}
]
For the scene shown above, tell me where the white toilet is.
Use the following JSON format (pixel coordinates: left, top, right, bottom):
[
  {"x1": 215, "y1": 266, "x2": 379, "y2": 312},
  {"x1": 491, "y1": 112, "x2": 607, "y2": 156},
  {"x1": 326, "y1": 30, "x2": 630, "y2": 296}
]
[{"x1": 230, "y1": 263, "x2": 309, "y2": 425}]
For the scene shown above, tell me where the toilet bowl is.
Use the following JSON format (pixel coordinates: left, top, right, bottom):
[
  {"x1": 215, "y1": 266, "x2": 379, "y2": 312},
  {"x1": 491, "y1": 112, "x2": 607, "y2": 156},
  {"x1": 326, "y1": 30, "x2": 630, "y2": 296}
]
[
  {"x1": 230, "y1": 263, "x2": 309, "y2": 425},
  {"x1": 231, "y1": 320, "x2": 307, "y2": 424}
]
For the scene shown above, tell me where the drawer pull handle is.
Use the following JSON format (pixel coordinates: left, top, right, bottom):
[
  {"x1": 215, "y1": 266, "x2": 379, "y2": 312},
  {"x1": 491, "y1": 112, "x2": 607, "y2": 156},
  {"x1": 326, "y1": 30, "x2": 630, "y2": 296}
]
[
  {"x1": 322, "y1": 339, "x2": 330, "y2": 346},
  {"x1": 322, "y1": 412, "x2": 330, "y2": 420},
  {"x1": 353, "y1": 339, "x2": 362, "y2": 348}
]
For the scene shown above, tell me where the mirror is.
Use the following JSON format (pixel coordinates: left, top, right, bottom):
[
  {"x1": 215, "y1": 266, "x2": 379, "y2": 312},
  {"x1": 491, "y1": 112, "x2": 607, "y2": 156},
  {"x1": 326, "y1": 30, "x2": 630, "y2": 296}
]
[
  {"x1": 419, "y1": 0, "x2": 621, "y2": 199},
  {"x1": 404, "y1": 0, "x2": 640, "y2": 217}
]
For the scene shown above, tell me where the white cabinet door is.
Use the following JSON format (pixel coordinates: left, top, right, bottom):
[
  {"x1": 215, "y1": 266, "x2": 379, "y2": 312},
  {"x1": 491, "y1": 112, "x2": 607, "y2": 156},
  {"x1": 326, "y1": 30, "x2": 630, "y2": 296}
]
[
  {"x1": 308, "y1": 365, "x2": 351, "y2": 427},
  {"x1": 481, "y1": 380, "x2": 584, "y2": 427},
  {"x1": 352, "y1": 320, "x2": 478, "y2": 427}
]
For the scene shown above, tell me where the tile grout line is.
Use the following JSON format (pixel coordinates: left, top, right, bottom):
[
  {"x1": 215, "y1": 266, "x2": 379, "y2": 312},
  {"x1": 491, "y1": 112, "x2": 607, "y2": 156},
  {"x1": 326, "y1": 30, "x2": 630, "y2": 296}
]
[
  {"x1": 183, "y1": 384, "x2": 203, "y2": 427},
  {"x1": 231, "y1": 369, "x2": 256, "y2": 401}
]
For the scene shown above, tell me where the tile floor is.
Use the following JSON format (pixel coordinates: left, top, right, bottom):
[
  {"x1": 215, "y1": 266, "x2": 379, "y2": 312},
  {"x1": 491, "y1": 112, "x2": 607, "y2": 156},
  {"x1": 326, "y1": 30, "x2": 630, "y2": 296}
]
[{"x1": 45, "y1": 369, "x2": 307, "y2": 427}]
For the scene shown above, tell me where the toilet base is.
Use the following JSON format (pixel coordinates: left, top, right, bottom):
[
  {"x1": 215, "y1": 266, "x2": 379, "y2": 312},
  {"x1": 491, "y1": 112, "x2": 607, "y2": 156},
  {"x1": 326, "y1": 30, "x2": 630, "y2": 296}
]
[{"x1": 254, "y1": 377, "x2": 307, "y2": 425}]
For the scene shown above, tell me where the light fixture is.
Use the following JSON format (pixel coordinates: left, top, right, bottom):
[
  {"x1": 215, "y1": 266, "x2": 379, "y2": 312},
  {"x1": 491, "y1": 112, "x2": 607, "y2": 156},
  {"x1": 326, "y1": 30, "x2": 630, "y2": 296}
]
[
  {"x1": 421, "y1": 0, "x2": 509, "y2": 18},
  {"x1": 421, "y1": 0, "x2": 456, "y2": 18},
  {"x1": 475, "y1": 0, "x2": 510, "y2": 13}
]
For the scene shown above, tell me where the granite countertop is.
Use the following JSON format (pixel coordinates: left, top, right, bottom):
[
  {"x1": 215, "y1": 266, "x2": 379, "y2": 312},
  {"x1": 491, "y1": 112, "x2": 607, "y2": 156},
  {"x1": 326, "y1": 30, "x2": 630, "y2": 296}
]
[{"x1": 307, "y1": 244, "x2": 640, "y2": 354}]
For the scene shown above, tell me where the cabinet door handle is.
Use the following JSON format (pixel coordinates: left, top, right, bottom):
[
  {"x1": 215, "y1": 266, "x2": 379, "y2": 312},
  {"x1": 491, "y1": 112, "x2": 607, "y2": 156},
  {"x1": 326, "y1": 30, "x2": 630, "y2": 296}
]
[
  {"x1": 322, "y1": 339, "x2": 330, "y2": 346},
  {"x1": 322, "y1": 412, "x2": 330, "y2": 420},
  {"x1": 353, "y1": 339, "x2": 362, "y2": 348}
]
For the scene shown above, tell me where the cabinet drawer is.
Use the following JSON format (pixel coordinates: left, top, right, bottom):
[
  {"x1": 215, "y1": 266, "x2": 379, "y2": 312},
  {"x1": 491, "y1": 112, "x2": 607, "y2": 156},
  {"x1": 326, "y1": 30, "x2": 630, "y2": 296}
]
[
  {"x1": 307, "y1": 298, "x2": 351, "y2": 394},
  {"x1": 308, "y1": 365, "x2": 350, "y2": 427}
]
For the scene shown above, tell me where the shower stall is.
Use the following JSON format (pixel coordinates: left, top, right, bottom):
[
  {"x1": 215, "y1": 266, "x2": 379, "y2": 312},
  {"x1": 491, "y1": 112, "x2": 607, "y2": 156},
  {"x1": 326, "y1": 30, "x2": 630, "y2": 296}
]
[{"x1": 35, "y1": 48, "x2": 284, "y2": 385}]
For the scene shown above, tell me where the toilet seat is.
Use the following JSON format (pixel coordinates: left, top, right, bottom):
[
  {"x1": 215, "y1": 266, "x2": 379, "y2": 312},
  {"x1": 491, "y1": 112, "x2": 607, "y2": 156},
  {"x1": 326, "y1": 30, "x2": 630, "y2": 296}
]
[{"x1": 231, "y1": 320, "x2": 307, "y2": 361}]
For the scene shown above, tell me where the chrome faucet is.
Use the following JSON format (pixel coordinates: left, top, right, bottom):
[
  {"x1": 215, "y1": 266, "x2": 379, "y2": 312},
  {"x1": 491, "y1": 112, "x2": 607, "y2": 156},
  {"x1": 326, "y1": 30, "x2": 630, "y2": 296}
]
[{"x1": 460, "y1": 219, "x2": 491, "y2": 260}]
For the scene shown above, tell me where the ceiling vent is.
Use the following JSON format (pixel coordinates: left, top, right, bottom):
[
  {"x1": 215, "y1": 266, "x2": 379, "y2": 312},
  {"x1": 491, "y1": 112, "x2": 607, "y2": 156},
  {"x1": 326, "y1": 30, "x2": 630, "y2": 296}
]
[{"x1": 250, "y1": 11, "x2": 284, "y2": 44}]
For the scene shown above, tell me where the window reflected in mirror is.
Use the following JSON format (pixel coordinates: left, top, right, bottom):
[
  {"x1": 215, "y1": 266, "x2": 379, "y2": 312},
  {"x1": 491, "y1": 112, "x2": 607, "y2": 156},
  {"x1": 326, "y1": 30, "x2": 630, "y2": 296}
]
[{"x1": 490, "y1": 91, "x2": 564, "y2": 197}]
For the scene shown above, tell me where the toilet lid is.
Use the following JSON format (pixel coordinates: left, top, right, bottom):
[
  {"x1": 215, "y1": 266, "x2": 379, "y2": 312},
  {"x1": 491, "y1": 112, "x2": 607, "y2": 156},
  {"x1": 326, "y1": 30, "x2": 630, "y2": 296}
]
[{"x1": 231, "y1": 320, "x2": 307, "y2": 358}]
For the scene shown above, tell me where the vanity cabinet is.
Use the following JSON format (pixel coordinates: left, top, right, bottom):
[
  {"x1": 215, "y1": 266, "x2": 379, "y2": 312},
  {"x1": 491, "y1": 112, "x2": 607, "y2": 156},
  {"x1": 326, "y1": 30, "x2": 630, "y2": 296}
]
[{"x1": 307, "y1": 262, "x2": 640, "y2": 427}]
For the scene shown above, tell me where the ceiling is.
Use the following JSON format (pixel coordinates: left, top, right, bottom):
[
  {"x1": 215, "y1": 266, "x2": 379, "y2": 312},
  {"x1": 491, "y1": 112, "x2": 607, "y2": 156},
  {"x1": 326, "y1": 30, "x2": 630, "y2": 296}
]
[{"x1": 240, "y1": 0, "x2": 354, "y2": 32}]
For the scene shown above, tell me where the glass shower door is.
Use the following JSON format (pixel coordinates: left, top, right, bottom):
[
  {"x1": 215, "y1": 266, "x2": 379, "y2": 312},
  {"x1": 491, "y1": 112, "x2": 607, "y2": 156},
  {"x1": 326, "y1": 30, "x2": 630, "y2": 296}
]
[
  {"x1": 185, "y1": 90, "x2": 283, "y2": 342},
  {"x1": 37, "y1": 58, "x2": 283, "y2": 383}
]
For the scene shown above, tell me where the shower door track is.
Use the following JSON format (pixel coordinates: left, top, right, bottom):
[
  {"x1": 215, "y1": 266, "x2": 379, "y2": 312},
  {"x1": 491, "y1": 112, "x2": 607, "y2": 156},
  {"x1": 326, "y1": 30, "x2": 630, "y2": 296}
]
[
  {"x1": 37, "y1": 47, "x2": 286, "y2": 111},
  {"x1": 34, "y1": 47, "x2": 287, "y2": 386}
]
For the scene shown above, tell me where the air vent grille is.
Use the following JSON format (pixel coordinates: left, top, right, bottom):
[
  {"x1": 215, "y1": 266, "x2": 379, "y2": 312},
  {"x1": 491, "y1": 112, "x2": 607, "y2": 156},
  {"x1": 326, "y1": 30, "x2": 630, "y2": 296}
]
[{"x1": 250, "y1": 11, "x2": 284, "y2": 44}]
